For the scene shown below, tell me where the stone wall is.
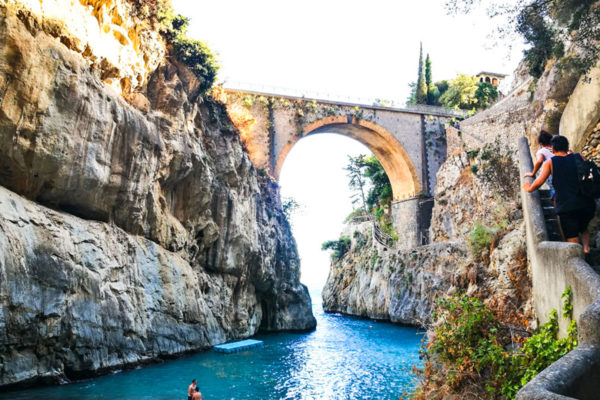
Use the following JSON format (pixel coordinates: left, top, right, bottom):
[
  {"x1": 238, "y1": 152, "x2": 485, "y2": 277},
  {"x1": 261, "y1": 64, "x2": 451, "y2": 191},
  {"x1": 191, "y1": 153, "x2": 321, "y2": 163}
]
[
  {"x1": 560, "y1": 59, "x2": 600, "y2": 152},
  {"x1": 423, "y1": 114, "x2": 448, "y2": 195},
  {"x1": 448, "y1": 79, "x2": 532, "y2": 155}
]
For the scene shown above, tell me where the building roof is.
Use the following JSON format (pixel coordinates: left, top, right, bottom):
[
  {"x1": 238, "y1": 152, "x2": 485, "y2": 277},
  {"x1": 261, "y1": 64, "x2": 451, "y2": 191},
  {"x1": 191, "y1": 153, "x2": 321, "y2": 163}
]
[{"x1": 476, "y1": 71, "x2": 508, "y2": 78}]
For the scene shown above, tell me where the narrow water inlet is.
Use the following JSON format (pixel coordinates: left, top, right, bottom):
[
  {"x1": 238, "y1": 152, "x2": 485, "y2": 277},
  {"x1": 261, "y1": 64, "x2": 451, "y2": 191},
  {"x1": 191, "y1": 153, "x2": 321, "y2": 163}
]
[{"x1": 0, "y1": 294, "x2": 424, "y2": 400}]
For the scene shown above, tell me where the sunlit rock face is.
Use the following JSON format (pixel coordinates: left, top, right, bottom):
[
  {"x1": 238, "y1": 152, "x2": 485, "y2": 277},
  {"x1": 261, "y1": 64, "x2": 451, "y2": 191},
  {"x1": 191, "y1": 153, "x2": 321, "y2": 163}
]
[
  {"x1": 322, "y1": 147, "x2": 531, "y2": 328},
  {"x1": 6, "y1": 0, "x2": 166, "y2": 93},
  {"x1": 0, "y1": 1, "x2": 315, "y2": 387},
  {"x1": 321, "y1": 220, "x2": 469, "y2": 326}
]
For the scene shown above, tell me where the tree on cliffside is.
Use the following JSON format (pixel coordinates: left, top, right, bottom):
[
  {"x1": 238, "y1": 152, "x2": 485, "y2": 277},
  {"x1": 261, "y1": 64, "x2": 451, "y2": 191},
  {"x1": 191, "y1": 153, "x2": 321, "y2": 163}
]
[
  {"x1": 446, "y1": 0, "x2": 600, "y2": 78},
  {"x1": 415, "y1": 43, "x2": 428, "y2": 104},
  {"x1": 425, "y1": 54, "x2": 438, "y2": 105},
  {"x1": 408, "y1": 46, "x2": 442, "y2": 106},
  {"x1": 439, "y1": 74, "x2": 479, "y2": 110},
  {"x1": 345, "y1": 155, "x2": 369, "y2": 211},
  {"x1": 344, "y1": 155, "x2": 396, "y2": 238},
  {"x1": 361, "y1": 156, "x2": 393, "y2": 212},
  {"x1": 439, "y1": 75, "x2": 498, "y2": 110},
  {"x1": 475, "y1": 82, "x2": 499, "y2": 109},
  {"x1": 158, "y1": 7, "x2": 220, "y2": 95}
]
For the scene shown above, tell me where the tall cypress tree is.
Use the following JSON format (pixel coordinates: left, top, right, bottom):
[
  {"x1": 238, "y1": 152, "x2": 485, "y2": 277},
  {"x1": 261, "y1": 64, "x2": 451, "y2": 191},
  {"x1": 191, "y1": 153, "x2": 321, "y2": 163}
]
[
  {"x1": 425, "y1": 54, "x2": 432, "y2": 87},
  {"x1": 415, "y1": 43, "x2": 427, "y2": 104},
  {"x1": 425, "y1": 53, "x2": 436, "y2": 105}
]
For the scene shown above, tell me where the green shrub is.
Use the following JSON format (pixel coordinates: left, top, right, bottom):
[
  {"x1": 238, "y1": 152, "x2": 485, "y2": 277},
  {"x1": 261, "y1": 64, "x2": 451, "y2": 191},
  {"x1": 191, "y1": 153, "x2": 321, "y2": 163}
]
[
  {"x1": 475, "y1": 82, "x2": 499, "y2": 109},
  {"x1": 477, "y1": 143, "x2": 519, "y2": 198},
  {"x1": 322, "y1": 236, "x2": 351, "y2": 260},
  {"x1": 353, "y1": 231, "x2": 368, "y2": 251},
  {"x1": 325, "y1": 106, "x2": 337, "y2": 116},
  {"x1": 467, "y1": 149, "x2": 480, "y2": 159},
  {"x1": 518, "y1": 310, "x2": 577, "y2": 388},
  {"x1": 158, "y1": 7, "x2": 220, "y2": 96},
  {"x1": 242, "y1": 95, "x2": 255, "y2": 107},
  {"x1": 172, "y1": 38, "x2": 220, "y2": 95},
  {"x1": 370, "y1": 252, "x2": 380, "y2": 268},
  {"x1": 419, "y1": 289, "x2": 578, "y2": 399},
  {"x1": 282, "y1": 197, "x2": 299, "y2": 221},
  {"x1": 468, "y1": 223, "x2": 494, "y2": 260}
]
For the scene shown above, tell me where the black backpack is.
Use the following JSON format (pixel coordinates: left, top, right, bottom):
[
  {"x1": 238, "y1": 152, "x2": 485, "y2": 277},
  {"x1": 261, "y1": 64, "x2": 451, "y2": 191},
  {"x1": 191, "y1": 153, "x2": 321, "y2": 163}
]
[{"x1": 575, "y1": 156, "x2": 600, "y2": 198}]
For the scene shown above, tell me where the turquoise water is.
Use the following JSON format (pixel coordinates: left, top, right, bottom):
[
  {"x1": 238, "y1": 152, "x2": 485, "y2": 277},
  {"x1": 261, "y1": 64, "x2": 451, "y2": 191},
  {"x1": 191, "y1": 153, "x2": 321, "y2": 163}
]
[{"x1": 1, "y1": 293, "x2": 423, "y2": 400}]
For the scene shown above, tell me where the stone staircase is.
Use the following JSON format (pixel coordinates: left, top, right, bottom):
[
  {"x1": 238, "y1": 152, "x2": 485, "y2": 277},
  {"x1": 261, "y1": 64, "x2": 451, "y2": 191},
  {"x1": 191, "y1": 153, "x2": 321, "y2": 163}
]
[
  {"x1": 539, "y1": 189, "x2": 562, "y2": 241},
  {"x1": 539, "y1": 189, "x2": 600, "y2": 272},
  {"x1": 517, "y1": 137, "x2": 600, "y2": 400}
]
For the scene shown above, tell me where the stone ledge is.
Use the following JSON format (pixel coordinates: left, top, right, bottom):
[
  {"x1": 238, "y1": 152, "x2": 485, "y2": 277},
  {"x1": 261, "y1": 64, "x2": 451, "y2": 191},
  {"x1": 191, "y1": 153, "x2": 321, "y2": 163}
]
[{"x1": 517, "y1": 344, "x2": 600, "y2": 400}]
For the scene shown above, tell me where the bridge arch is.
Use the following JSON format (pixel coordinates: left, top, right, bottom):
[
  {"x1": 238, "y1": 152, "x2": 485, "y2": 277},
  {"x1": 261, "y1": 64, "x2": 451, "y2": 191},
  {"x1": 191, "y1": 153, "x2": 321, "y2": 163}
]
[{"x1": 273, "y1": 116, "x2": 421, "y2": 200}]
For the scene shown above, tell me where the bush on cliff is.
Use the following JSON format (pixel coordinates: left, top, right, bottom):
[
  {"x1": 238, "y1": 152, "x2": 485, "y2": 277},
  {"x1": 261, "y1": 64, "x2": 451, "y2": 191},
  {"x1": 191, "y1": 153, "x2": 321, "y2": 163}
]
[
  {"x1": 322, "y1": 236, "x2": 351, "y2": 260},
  {"x1": 157, "y1": 3, "x2": 220, "y2": 95},
  {"x1": 411, "y1": 291, "x2": 577, "y2": 400},
  {"x1": 172, "y1": 38, "x2": 220, "y2": 94},
  {"x1": 447, "y1": 0, "x2": 600, "y2": 78}
]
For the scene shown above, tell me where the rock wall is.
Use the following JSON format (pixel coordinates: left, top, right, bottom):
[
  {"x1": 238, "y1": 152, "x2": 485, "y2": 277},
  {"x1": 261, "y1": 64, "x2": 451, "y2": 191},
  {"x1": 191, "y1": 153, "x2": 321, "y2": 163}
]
[
  {"x1": 321, "y1": 220, "x2": 468, "y2": 326},
  {"x1": 560, "y1": 59, "x2": 600, "y2": 152},
  {"x1": 0, "y1": 1, "x2": 315, "y2": 388},
  {"x1": 3, "y1": 0, "x2": 166, "y2": 93},
  {"x1": 322, "y1": 141, "x2": 531, "y2": 329}
]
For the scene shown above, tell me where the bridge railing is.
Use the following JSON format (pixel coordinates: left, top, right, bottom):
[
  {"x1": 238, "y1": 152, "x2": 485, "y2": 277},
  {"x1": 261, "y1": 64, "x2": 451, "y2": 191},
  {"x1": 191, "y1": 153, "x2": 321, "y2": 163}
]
[
  {"x1": 349, "y1": 212, "x2": 396, "y2": 248},
  {"x1": 222, "y1": 82, "x2": 467, "y2": 118},
  {"x1": 222, "y1": 81, "x2": 395, "y2": 108}
]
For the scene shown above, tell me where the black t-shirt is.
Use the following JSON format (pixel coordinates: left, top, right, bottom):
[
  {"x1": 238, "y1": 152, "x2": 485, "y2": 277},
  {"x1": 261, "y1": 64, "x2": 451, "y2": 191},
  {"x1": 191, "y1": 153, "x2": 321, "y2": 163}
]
[{"x1": 552, "y1": 153, "x2": 593, "y2": 213}]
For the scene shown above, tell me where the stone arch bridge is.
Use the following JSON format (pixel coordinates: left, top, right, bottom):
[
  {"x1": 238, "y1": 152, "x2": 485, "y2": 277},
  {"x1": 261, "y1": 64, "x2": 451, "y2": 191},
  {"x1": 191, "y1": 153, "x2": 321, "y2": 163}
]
[{"x1": 224, "y1": 88, "x2": 464, "y2": 248}]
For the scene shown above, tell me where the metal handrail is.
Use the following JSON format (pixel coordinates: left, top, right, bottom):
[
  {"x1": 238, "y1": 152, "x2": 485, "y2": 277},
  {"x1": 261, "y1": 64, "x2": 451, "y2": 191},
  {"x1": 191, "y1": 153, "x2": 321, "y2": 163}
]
[
  {"x1": 373, "y1": 223, "x2": 395, "y2": 248},
  {"x1": 349, "y1": 212, "x2": 395, "y2": 248}
]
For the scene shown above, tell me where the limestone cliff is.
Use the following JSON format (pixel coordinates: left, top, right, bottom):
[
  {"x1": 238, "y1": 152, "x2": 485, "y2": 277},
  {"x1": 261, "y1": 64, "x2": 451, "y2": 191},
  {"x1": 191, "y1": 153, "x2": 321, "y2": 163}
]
[
  {"x1": 0, "y1": 0, "x2": 315, "y2": 388},
  {"x1": 322, "y1": 143, "x2": 531, "y2": 328}
]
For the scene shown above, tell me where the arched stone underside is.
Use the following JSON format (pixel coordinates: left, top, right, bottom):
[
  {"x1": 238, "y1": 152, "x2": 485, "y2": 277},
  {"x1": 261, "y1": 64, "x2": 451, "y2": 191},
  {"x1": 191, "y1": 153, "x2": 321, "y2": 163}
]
[{"x1": 274, "y1": 116, "x2": 421, "y2": 200}]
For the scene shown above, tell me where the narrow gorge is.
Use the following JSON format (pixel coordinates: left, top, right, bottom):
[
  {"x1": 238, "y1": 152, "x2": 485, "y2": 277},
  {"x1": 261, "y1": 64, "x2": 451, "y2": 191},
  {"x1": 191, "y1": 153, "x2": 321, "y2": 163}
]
[{"x1": 2, "y1": 0, "x2": 600, "y2": 398}]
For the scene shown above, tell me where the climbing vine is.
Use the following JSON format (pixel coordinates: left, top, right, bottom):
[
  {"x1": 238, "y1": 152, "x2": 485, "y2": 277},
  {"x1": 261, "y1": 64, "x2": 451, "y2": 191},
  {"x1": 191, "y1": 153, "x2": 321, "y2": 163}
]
[{"x1": 561, "y1": 285, "x2": 573, "y2": 320}]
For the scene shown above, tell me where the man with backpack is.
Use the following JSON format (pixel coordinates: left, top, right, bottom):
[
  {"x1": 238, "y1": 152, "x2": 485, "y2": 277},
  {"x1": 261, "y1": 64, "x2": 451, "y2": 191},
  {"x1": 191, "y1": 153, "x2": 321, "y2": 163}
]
[{"x1": 523, "y1": 135, "x2": 596, "y2": 253}]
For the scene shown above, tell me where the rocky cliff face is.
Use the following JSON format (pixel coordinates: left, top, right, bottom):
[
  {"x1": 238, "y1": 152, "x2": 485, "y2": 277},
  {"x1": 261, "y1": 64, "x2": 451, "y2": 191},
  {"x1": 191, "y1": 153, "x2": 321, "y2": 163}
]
[
  {"x1": 0, "y1": 1, "x2": 315, "y2": 388},
  {"x1": 321, "y1": 221, "x2": 467, "y2": 326},
  {"x1": 322, "y1": 145, "x2": 532, "y2": 328}
]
